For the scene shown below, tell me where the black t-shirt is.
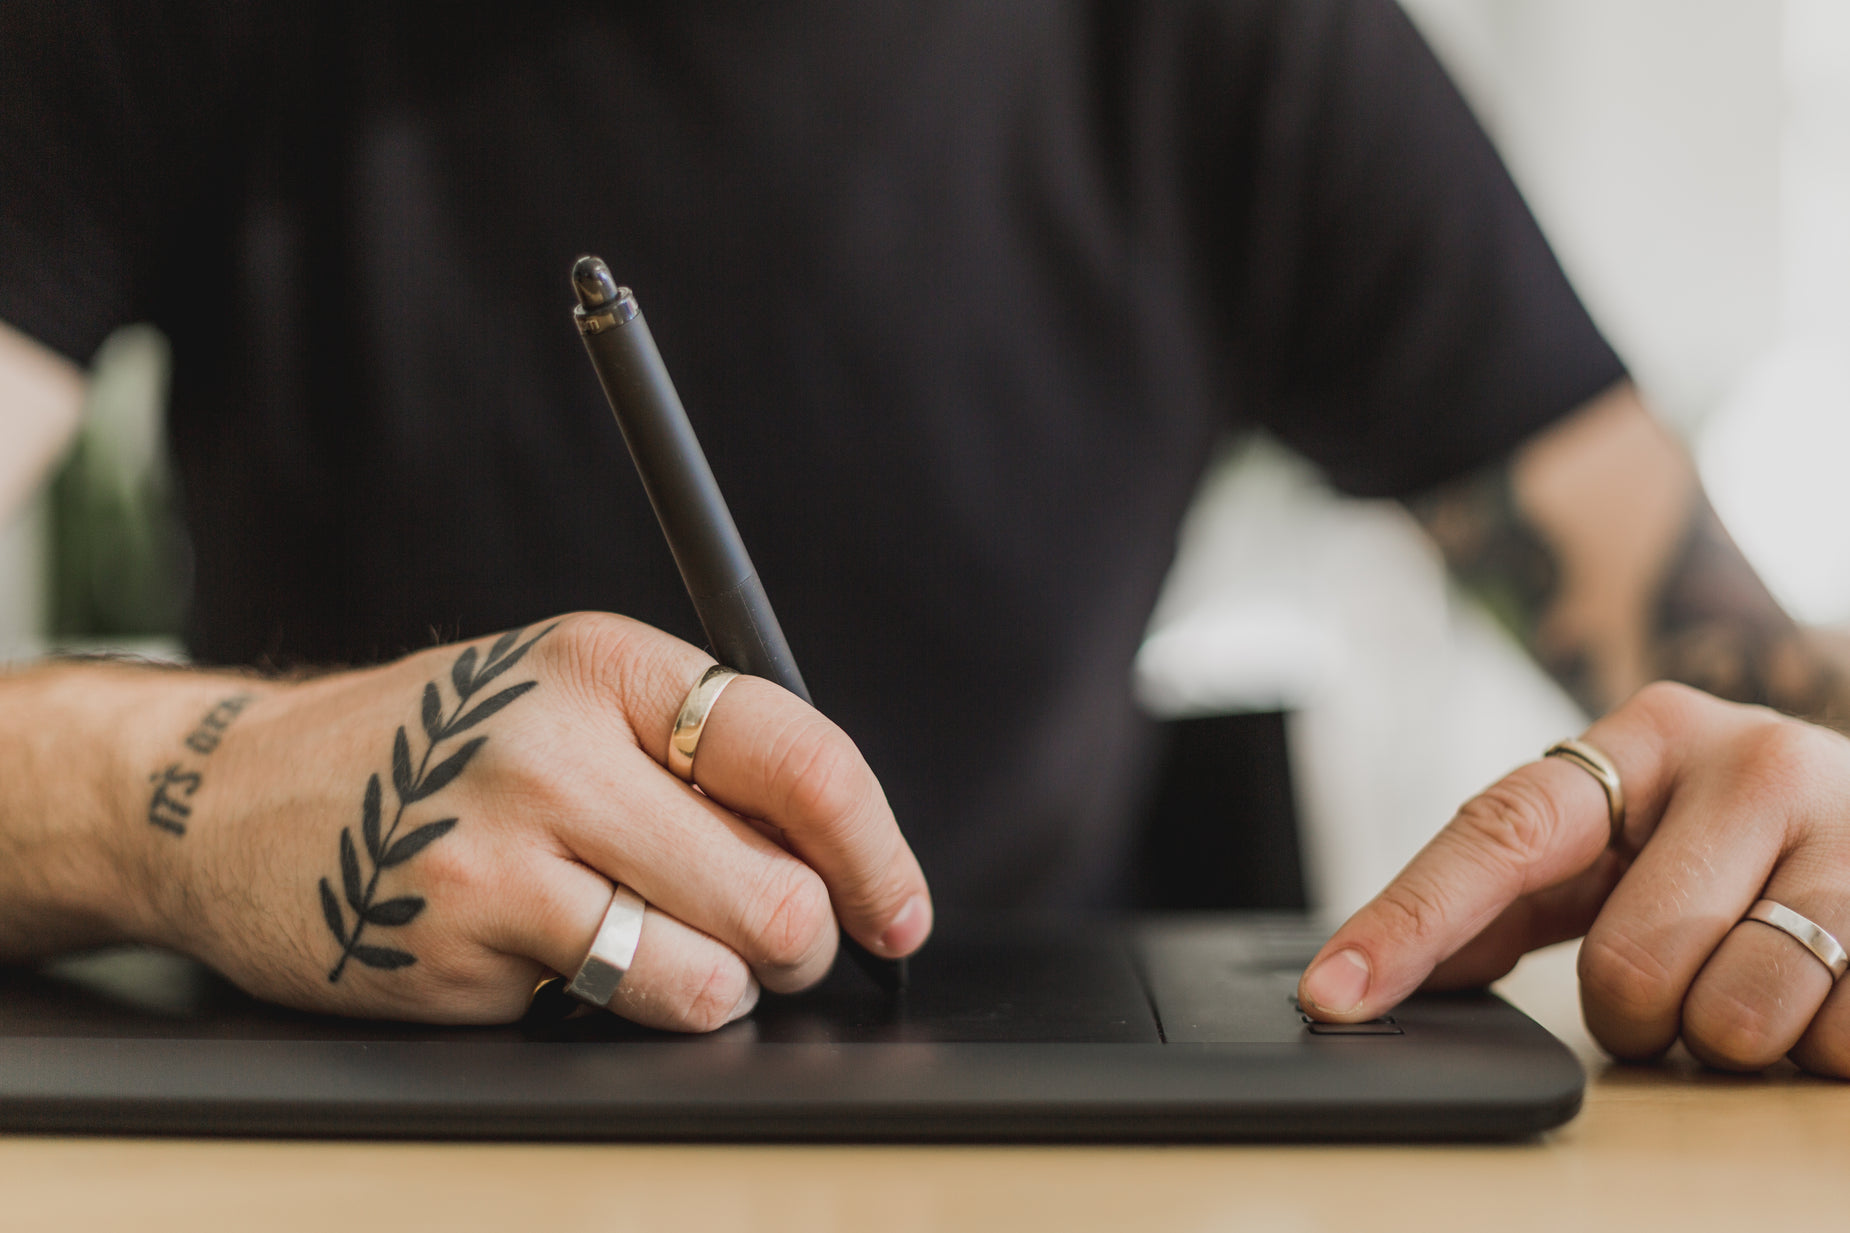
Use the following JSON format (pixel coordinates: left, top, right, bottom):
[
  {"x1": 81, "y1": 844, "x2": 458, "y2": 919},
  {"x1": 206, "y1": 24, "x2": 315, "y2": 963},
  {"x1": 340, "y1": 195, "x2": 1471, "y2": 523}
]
[{"x1": 0, "y1": 1, "x2": 1623, "y2": 909}]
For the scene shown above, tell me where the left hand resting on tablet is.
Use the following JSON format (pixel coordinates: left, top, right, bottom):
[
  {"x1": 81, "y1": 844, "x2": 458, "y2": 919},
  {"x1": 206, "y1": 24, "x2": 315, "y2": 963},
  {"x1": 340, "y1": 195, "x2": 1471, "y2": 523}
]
[{"x1": 1299, "y1": 680, "x2": 1850, "y2": 1077}]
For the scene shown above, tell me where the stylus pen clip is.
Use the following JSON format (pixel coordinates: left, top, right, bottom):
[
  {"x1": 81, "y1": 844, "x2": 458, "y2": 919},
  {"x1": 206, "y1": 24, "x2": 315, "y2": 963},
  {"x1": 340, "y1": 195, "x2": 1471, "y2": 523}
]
[{"x1": 571, "y1": 255, "x2": 906, "y2": 995}]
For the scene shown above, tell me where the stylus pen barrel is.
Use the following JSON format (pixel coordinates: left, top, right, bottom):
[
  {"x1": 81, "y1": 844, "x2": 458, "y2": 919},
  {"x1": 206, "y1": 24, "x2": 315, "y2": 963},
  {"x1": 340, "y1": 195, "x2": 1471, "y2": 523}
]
[
  {"x1": 574, "y1": 260, "x2": 896, "y2": 993},
  {"x1": 577, "y1": 289, "x2": 811, "y2": 704}
]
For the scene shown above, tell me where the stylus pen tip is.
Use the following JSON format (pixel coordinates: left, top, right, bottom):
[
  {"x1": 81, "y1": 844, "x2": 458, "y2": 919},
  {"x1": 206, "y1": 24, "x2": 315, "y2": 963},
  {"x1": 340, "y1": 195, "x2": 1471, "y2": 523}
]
[{"x1": 571, "y1": 254, "x2": 621, "y2": 310}]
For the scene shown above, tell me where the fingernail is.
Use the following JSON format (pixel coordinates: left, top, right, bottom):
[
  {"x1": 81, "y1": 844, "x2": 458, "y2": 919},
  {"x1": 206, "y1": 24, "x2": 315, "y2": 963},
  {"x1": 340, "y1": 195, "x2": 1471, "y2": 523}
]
[
  {"x1": 878, "y1": 895, "x2": 931, "y2": 956},
  {"x1": 1303, "y1": 948, "x2": 1371, "y2": 1016},
  {"x1": 728, "y1": 976, "x2": 761, "y2": 1023}
]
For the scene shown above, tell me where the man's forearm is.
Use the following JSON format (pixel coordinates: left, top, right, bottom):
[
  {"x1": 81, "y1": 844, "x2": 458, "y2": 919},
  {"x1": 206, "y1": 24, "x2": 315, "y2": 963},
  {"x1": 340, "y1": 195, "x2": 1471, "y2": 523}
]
[
  {"x1": 0, "y1": 659, "x2": 268, "y2": 961},
  {"x1": 1407, "y1": 383, "x2": 1850, "y2": 728}
]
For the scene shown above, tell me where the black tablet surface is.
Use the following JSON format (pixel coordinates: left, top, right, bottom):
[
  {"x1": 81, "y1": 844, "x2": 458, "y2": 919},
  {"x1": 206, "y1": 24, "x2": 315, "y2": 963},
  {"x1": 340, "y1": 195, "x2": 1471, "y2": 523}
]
[{"x1": 0, "y1": 914, "x2": 1582, "y2": 1141}]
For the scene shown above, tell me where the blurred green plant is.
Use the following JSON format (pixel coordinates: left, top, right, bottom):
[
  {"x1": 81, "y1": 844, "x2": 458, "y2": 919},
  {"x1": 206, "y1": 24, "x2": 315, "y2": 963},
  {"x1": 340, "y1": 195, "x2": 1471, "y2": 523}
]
[{"x1": 47, "y1": 325, "x2": 189, "y2": 640}]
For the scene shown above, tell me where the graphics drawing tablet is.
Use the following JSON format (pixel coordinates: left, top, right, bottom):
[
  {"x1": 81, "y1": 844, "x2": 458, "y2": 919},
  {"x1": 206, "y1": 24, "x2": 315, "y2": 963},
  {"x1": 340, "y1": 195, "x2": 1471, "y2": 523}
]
[{"x1": 0, "y1": 913, "x2": 1583, "y2": 1141}]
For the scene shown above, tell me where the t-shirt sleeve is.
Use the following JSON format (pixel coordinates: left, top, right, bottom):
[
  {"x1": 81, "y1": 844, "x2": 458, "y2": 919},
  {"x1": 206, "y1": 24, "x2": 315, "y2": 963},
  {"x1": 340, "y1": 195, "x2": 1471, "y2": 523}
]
[
  {"x1": 0, "y1": 3, "x2": 250, "y2": 365},
  {"x1": 1221, "y1": 0, "x2": 1627, "y2": 499}
]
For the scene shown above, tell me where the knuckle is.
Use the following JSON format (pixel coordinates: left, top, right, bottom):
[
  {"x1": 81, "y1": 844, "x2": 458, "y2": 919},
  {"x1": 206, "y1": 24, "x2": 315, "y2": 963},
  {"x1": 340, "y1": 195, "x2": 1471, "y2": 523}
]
[
  {"x1": 1577, "y1": 931, "x2": 1677, "y2": 1024},
  {"x1": 542, "y1": 612, "x2": 689, "y2": 732},
  {"x1": 1792, "y1": 1027, "x2": 1850, "y2": 1079},
  {"x1": 542, "y1": 611, "x2": 637, "y2": 703},
  {"x1": 747, "y1": 865, "x2": 835, "y2": 972},
  {"x1": 771, "y1": 717, "x2": 873, "y2": 836},
  {"x1": 398, "y1": 836, "x2": 480, "y2": 904},
  {"x1": 674, "y1": 954, "x2": 752, "y2": 1033},
  {"x1": 1372, "y1": 877, "x2": 1450, "y2": 950},
  {"x1": 1451, "y1": 776, "x2": 1559, "y2": 877},
  {"x1": 1683, "y1": 984, "x2": 1789, "y2": 1071},
  {"x1": 386, "y1": 943, "x2": 499, "y2": 1024},
  {"x1": 1627, "y1": 679, "x2": 1709, "y2": 730},
  {"x1": 549, "y1": 610, "x2": 633, "y2": 662},
  {"x1": 1698, "y1": 717, "x2": 1842, "y2": 849},
  {"x1": 1730, "y1": 717, "x2": 1826, "y2": 801}
]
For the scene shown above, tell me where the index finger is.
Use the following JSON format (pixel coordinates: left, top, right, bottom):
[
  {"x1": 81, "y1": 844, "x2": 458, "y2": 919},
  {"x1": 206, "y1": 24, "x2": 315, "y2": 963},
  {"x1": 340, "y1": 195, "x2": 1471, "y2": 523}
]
[
  {"x1": 1297, "y1": 692, "x2": 1679, "y2": 1021},
  {"x1": 688, "y1": 677, "x2": 932, "y2": 958},
  {"x1": 594, "y1": 621, "x2": 932, "y2": 961}
]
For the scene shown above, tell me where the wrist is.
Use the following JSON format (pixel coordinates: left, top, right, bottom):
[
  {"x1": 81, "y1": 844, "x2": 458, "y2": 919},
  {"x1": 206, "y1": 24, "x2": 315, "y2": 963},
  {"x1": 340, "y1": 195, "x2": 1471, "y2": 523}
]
[
  {"x1": 0, "y1": 660, "x2": 278, "y2": 958},
  {"x1": 110, "y1": 666, "x2": 287, "y2": 953}
]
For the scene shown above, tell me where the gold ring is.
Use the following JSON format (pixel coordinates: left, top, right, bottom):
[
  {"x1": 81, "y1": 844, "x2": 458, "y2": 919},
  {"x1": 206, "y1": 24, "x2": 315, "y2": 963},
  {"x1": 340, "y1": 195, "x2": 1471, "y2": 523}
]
[
  {"x1": 667, "y1": 665, "x2": 740, "y2": 782},
  {"x1": 525, "y1": 972, "x2": 566, "y2": 1018},
  {"x1": 1544, "y1": 736, "x2": 1628, "y2": 851}
]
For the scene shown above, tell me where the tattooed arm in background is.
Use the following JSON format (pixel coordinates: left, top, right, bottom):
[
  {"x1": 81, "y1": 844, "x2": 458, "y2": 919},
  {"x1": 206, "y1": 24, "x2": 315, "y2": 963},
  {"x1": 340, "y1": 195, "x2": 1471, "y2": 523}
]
[{"x1": 1407, "y1": 382, "x2": 1850, "y2": 728}]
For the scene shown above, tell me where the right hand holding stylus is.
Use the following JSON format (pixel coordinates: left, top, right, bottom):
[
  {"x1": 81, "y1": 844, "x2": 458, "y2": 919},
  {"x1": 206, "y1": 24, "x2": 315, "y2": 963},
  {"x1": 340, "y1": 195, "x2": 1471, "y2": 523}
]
[{"x1": 108, "y1": 613, "x2": 934, "y2": 1030}]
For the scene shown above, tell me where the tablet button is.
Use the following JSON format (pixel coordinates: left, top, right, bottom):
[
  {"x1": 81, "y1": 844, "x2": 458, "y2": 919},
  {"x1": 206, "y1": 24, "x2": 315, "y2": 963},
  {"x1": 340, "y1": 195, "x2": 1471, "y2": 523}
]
[
  {"x1": 1304, "y1": 1020, "x2": 1404, "y2": 1035},
  {"x1": 1290, "y1": 998, "x2": 1403, "y2": 1034}
]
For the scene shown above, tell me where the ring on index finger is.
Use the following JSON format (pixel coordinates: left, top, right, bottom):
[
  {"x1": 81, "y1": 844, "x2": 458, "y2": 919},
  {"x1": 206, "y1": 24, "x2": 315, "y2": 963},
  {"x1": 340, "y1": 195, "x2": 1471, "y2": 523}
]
[
  {"x1": 668, "y1": 665, "x2": 740, "y2": 783},
  {"x1": 1544, "y1": 736, "x2": 1628, "y2": 852}
]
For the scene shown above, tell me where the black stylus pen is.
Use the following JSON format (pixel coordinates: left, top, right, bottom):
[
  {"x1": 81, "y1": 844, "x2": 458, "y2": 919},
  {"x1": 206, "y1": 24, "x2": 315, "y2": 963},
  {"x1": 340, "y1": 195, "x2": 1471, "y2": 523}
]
[{"x1": 571, "y1": 255, "x2": 906, "y2": 994}]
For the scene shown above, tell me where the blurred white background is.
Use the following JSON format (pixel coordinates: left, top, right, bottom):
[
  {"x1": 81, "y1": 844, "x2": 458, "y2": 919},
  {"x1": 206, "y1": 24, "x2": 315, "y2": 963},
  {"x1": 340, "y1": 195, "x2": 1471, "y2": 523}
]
[
  {"x1": 1138, "y1": 0, "x2": 1850, "y2": 913},
  {"x1": 2, "y1": 1, "x2": 1846, "y2": 915}
]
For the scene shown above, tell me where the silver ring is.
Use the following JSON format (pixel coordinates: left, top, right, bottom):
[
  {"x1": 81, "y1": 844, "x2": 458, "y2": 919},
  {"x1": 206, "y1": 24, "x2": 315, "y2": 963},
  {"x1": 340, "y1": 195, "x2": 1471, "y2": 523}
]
[
  {"x1": 667, "y1": 665, "x2": 739, "y2": 782},
  {"x1": 566, "y1": 883, "x2": 648, "y2": 1007},
  {"x1": 1544, "y1": 737, "x2": 1628, "y2": 852},
  {"x1": 1743, "y1": 898, "x2": 1849, "y2": 981}
]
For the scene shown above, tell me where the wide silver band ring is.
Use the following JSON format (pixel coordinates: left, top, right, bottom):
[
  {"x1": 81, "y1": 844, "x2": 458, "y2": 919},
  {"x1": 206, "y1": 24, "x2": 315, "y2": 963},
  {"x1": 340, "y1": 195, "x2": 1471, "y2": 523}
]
[
  {"x1": 667, "y1": 665, "x2": 741, "y2": 783},
  {"x1": 566, "y1": 883, "x2": 648, "y2": 1007},
  {"x1": 1743, "y1": 898, "x2": 1849, "y2": 982},
  {"x1": 1544, "y1": 737, "x2": 1628, "y2": 852}
]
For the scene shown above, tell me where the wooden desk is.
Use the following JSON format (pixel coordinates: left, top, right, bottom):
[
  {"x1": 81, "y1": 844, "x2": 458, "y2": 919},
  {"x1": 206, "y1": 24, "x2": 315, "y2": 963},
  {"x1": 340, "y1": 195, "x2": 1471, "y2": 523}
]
[{"x1": 3, "y1": 942, "x2": 1845, "y2": 1233}]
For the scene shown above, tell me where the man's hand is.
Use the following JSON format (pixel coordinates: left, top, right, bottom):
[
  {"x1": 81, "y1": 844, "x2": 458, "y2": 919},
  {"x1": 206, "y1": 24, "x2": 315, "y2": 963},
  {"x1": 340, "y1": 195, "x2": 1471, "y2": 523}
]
[
  {"x1": 4, "y1": 613, "x2": 933, "y2": 1031},
  {"x1": 1299, "y1": 681, "x2": 1850, "y2": 1077}
]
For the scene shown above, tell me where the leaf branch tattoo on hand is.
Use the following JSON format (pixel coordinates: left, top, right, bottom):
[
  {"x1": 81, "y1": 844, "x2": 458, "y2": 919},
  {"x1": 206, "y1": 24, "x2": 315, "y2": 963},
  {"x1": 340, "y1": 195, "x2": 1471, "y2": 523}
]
[{"x1": 319, "y1": 623, "x2": 556, "y2": 983}]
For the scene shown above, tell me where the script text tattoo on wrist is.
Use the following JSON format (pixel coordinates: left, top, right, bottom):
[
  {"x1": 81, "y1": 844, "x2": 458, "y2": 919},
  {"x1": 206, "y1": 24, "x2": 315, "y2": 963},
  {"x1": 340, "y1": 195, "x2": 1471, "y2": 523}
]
[
  {"x1": 146, "y1": 694, "x2": 254, "y2": 836},
  {"x1": 318, "y1": 624, "x2": 556, "y2": 982}
]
